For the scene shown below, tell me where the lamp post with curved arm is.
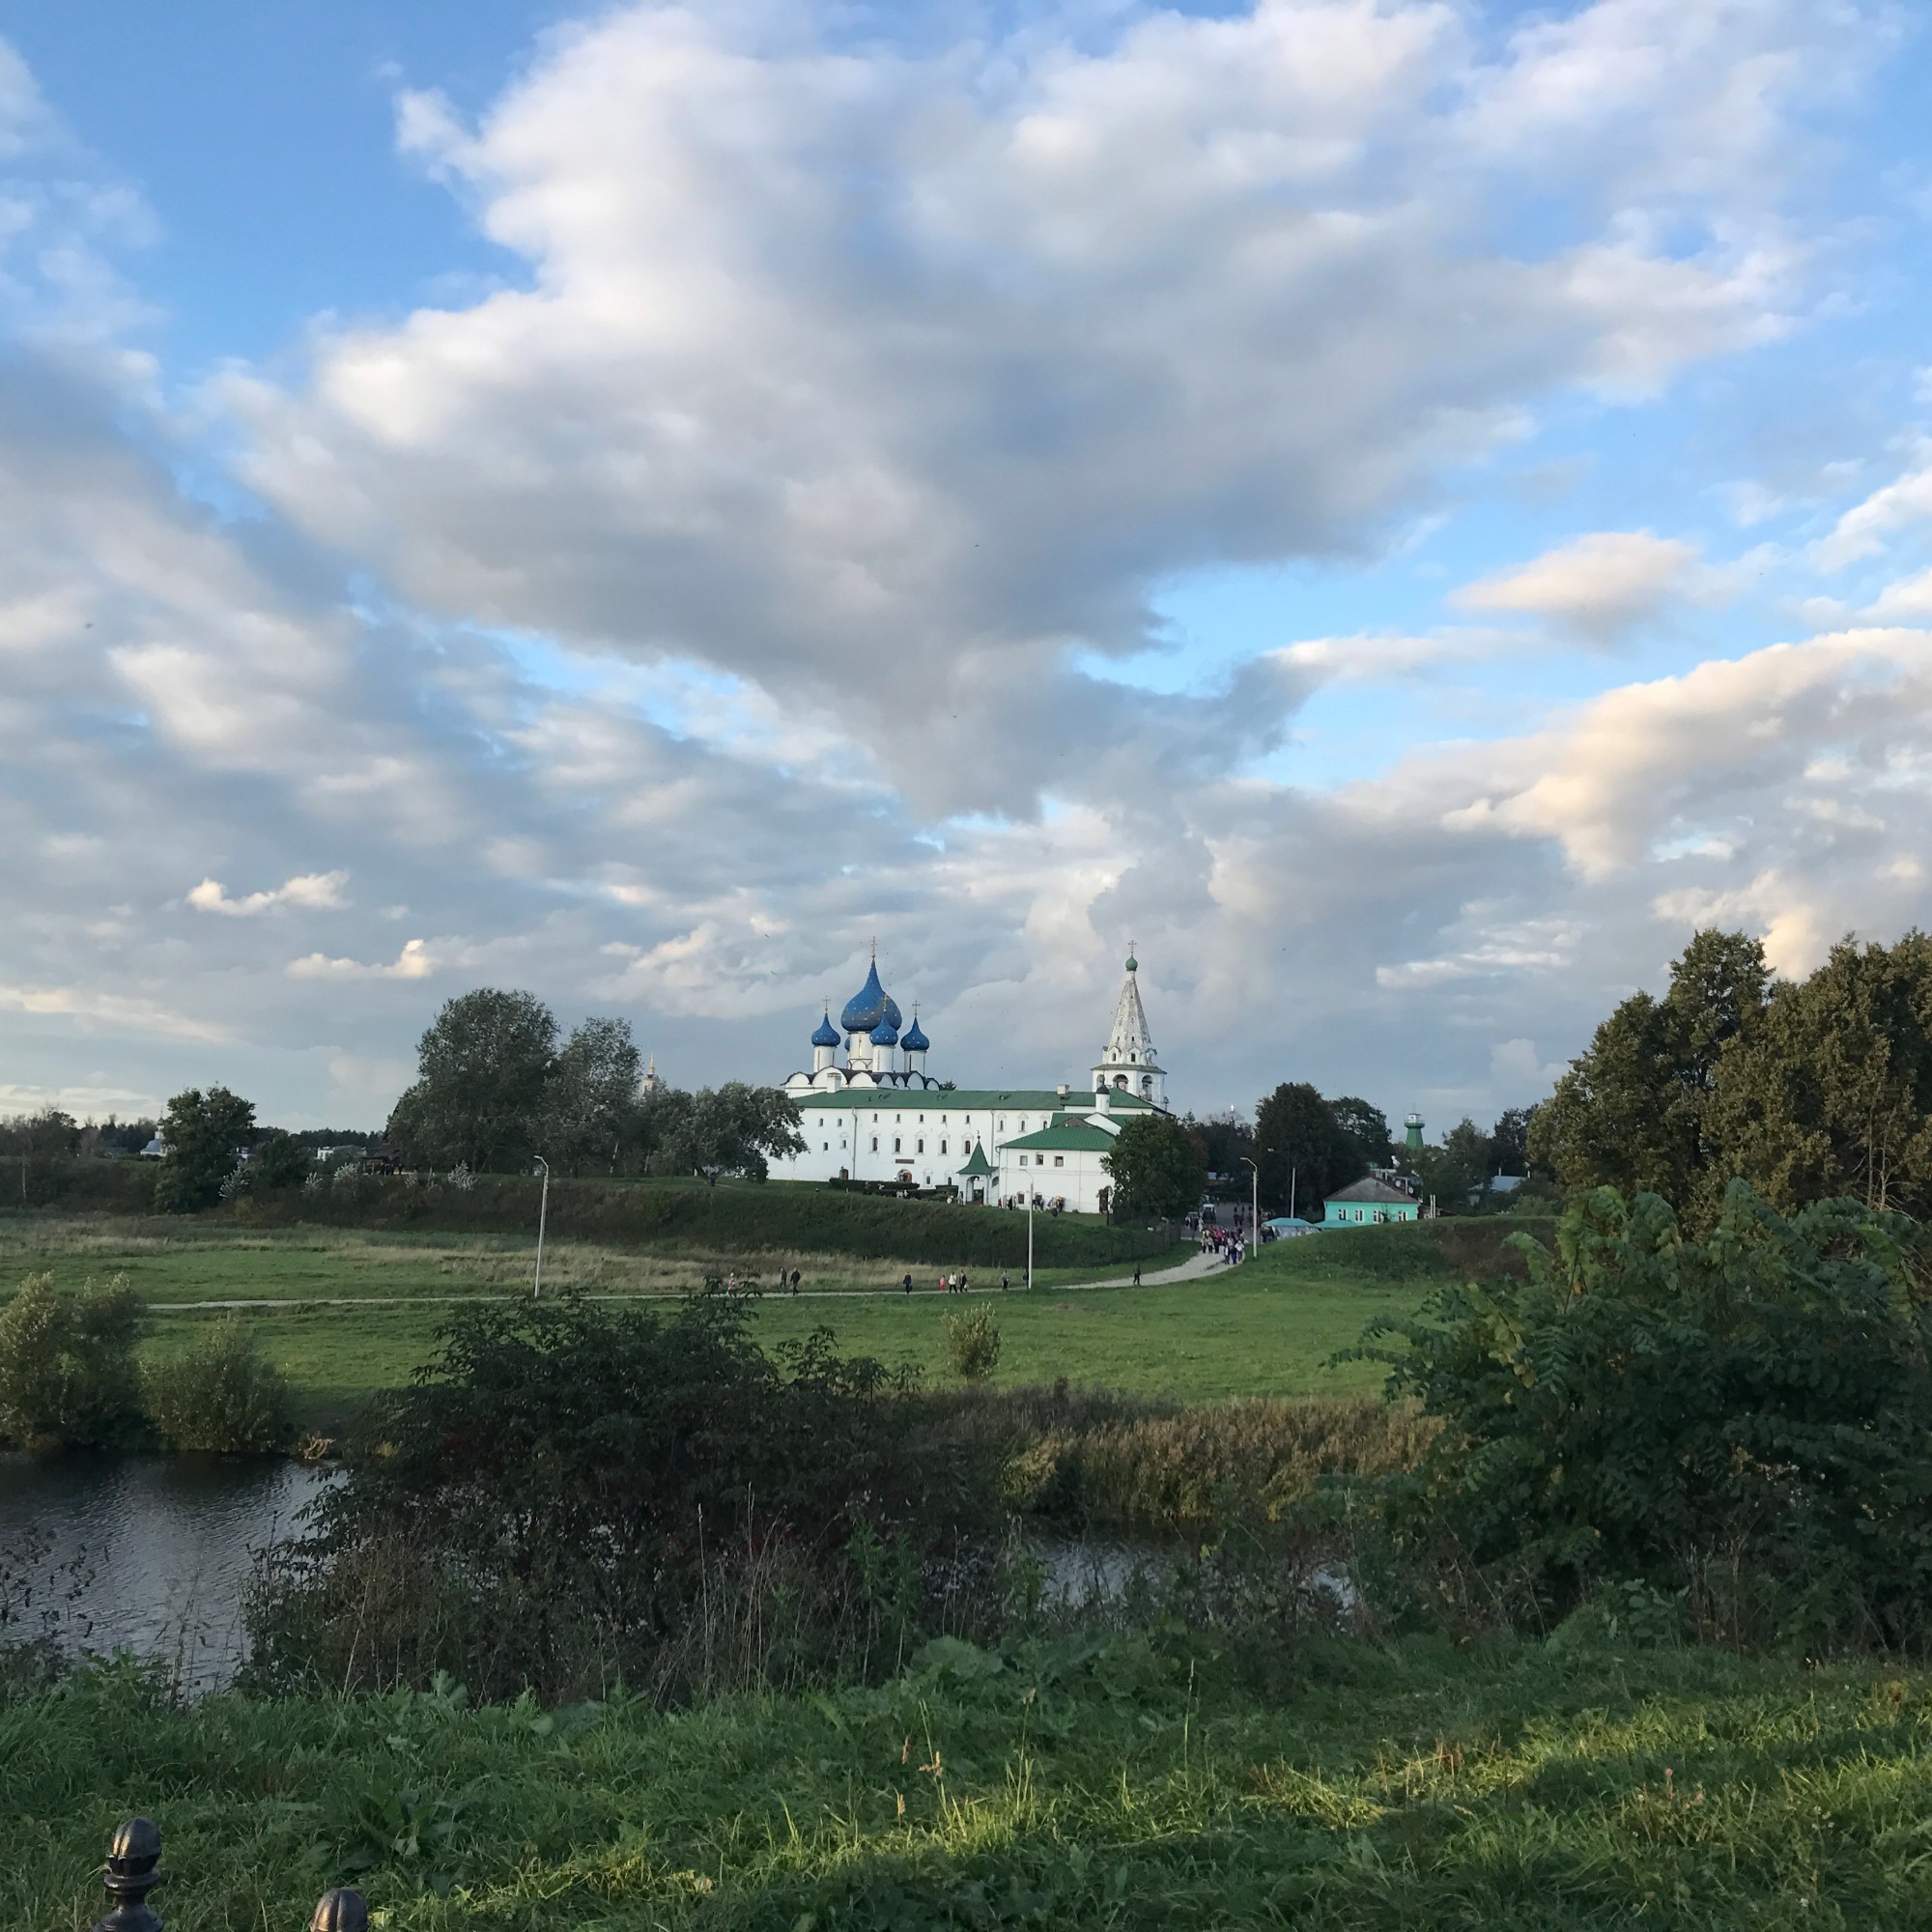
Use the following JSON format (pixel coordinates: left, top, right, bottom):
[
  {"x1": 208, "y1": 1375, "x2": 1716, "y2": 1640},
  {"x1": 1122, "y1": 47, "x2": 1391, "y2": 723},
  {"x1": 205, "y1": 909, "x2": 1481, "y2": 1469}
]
[{"x1": 1238, "y1": 1156, "x2": 1259, "y2": 1258}]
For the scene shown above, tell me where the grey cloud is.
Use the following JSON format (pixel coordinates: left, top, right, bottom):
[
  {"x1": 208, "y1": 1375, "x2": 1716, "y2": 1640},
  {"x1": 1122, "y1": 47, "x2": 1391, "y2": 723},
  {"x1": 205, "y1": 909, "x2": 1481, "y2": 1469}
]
[
  {"x1": 222, "y1": 0, "x2": 1854, "y2": 810},
  {"x1": 1, "y1": 8, "x2": 1924, "y2": 1144}
]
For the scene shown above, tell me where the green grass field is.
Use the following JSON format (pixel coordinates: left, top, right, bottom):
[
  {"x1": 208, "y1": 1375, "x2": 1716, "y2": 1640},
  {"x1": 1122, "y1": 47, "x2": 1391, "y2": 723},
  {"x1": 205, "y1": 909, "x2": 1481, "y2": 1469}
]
[
  {"x1": 0, "y1": 1213, "x2": 1459, "y2": 1433},
  {"x1": 0, "y1": 1214, "x2": 1194, "y2": 1303},
  {"x1": 9, "y1": 1634, "x2": 1932, "y2": 1928}
]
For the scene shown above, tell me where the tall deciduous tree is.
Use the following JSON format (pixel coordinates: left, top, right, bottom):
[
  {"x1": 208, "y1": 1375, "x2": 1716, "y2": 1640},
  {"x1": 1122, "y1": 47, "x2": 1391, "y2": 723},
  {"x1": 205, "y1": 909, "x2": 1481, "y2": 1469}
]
[
  {"x1": 1410, "y1": 1117, "x2": 1493, "y2": 1211},
  {"x1": 386, "y1": 989, "x2": 559, "y2": 1171},
  {"x1": 249, "y1": 1129, "x2": 312, "y2": 1190},
  {"x1": 1330, "y1": 1096, "x2": 1394, "y2": 1170},
  {"x1": 1529, "y1": 929, "x2": 1771, "y2": 1212},
  {"x1": 541, "y1": 1016, "x2": 644, "y2": 1174},
  {"x1": 671, "y1": 1083, "x2": 806, "y2": 1182},
  {"x1": 1179, "y1": 1109, "x2": 1255, "y2": 1188},
  {"x1": 153, "y1": 1086, "x2": 256, "y2": 1213},
  {"x1": 1489, "y1": 1105, "x2": 1539, "y2": 1177},
  {"x1": 1254, "y1": 1083, "x2": 1363, "y2": 1215},
  {"x1": 1710, "y1": 932, "x2": 1932, "y2": 1218},
  {"x1": 1102, "y1": 1113, "x2": 1207, "y2": 1220}
]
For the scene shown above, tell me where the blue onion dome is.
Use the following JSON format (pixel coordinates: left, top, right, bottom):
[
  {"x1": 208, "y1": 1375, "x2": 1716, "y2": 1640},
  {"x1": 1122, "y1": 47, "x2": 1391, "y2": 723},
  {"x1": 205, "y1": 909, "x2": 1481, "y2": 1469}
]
[
  {"x1": 901, "y1": 1013, "x2": 929, "y2": 1053},
  {"x1": 883, "y1": 993, "x2": 902, "y2": 1031},
  {"x1": 869, "y1": 1015, "x2": 899, "y2": 1047},
  {"x1": 810, "y1": 1007, "x2": 839, "y2": 1049},
  {"x1": 840, "y1": 958, "x2": 890, "y2": 1034}
]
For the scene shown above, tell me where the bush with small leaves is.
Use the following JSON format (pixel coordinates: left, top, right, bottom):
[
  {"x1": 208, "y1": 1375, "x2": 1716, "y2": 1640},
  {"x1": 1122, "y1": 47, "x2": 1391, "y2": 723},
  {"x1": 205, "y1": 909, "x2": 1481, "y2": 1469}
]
[
  {"x1": 0, "y1": 1272, "x2": 146, "y2": 1450},
  {"x1": 942, "y1": 1304, "x2": 1002, "y2": 1381},
  {"x1": 144, "y1": 1320, "x2": 294, "y2": 1454}
]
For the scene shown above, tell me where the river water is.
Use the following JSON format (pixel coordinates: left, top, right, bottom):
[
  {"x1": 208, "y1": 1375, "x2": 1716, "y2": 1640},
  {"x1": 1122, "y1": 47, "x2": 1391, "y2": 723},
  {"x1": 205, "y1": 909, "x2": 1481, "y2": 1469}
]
[{"x1": 0, "y1": 1453, "x2": 331, "y2": 1692}]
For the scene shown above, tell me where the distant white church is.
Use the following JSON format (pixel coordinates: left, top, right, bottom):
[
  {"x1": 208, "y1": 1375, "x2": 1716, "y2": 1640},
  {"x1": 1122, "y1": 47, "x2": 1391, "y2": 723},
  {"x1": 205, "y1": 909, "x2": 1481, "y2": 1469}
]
[{"x1": 776, "y1": 948, "x2": 1169, "y2": 1215}]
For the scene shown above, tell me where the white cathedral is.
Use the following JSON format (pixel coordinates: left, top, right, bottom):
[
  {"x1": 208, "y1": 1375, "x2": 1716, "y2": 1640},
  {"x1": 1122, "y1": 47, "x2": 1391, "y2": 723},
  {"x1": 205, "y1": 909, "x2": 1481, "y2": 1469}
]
[{"x1": 775, "y1": 948, "x2": 1169, "y2": 1215}]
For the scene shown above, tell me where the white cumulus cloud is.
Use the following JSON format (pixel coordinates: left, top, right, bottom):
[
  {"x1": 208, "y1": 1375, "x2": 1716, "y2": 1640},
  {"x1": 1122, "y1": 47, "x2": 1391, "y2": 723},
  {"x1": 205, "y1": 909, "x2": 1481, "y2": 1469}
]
[
  {"x1": 220, "y1": 0, "x2": 1853, "y2": 807},
  {"x1": 287, "y1": 939, "x2": 437, "y2": 981},
  {"x1": 1451, "y1": 530, "x2": 1730, "y2": 645},
  {"x1": 188, "y1": 871, "x2": 351, "y2": 917}
]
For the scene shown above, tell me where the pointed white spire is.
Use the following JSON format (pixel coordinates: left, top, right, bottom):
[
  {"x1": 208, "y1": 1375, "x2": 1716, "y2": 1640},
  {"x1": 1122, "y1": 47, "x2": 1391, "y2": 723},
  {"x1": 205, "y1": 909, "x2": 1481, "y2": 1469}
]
[
  {"x1": 1104, "y1": 952, "x2": 1156, "y2": 1066},
  {"x1": 1093, "y1": 946, "x2": 1166, "y2": 1108}
]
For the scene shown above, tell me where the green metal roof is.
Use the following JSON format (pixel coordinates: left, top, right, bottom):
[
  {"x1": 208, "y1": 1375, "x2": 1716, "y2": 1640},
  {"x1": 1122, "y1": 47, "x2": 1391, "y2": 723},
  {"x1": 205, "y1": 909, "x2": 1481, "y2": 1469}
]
[
  {"x1": 1002, "y1": 1122, "x2": 1119, "y2": 1153},
  {"x1": 955, "y1": 1142, "x2": 997, "y2": 1177}
]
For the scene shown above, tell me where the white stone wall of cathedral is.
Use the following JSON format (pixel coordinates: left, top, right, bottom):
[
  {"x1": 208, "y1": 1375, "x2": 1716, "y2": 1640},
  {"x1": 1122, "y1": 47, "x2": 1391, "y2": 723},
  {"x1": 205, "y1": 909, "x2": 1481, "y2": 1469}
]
[{"x1": 781, "y1": 1099, "x2": 1064, "y2": 1194}]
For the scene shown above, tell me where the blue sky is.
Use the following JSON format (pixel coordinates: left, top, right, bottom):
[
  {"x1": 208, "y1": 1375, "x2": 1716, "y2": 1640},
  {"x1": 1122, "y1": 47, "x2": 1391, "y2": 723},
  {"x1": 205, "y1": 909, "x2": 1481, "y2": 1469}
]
[{"x1": 1, "y1": 0, "x2": 1930, "y2": 1133}]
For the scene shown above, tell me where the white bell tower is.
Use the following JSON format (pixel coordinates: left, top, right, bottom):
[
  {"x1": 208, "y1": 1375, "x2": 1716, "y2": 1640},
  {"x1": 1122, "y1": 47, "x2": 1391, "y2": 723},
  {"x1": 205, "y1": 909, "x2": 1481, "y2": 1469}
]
[{"x1": 1091, "y1": 946, "x2": 1167, "y2": 1110}]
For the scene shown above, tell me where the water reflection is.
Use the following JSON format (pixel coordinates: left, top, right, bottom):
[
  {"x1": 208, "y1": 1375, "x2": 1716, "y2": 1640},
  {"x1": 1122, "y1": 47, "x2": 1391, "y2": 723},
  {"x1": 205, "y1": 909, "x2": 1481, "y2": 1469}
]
[{"x1": 0, "y1": 1453, "x2": 331, "y2": 1692}]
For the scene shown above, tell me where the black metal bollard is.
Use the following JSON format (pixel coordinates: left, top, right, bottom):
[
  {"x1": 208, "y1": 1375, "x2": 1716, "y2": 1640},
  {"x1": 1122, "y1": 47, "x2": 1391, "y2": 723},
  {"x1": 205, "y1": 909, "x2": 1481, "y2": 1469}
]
[
  {"x1": 310, "y1": 1889, "x2": 370, "y2": 1932},
  {"x1": 93, "y1": 1821, "x2": 368, "y2": 1932},
  {"x1": 94, "y1": 1818, "x2": 163, "y2": 1932}
]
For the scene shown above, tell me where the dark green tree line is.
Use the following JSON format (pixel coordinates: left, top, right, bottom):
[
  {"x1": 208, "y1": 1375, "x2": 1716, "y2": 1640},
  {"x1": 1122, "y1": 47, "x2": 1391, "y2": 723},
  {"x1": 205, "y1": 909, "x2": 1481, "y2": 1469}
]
[
  {"x1": 384, "y1": 988, "x2": 804, "y2": 1180},
  {"x1": 1530, "y1": 928, "x2": 1932, "y2": 1225}
]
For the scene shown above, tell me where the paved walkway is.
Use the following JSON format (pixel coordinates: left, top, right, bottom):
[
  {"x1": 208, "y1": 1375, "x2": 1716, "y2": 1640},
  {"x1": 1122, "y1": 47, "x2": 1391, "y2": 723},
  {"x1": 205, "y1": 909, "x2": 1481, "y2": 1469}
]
[
  {"x1": 1075, "y1": 1245, "x2": 1232, "y2": 1291},
  {"x1": 145, "y1": 1245, "x2": 1240, "y2": 1312}
]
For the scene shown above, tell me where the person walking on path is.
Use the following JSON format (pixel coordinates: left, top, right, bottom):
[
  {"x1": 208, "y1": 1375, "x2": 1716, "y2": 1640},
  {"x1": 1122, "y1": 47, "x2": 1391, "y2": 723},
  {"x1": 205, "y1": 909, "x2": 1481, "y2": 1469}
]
[
  {"x1": 1001, "y1": 1271, "x2": 1009, "y2": 1292},
  {"x1": 902, "y1": 1271, "x2": 913, "y2": 1294},
  {"x1": 790, "y1": 1268, "x2": 800, "y2": 1294},
  {"x1": 1132, "y1": 1263, "x2": 1142, "y2": 1286}
]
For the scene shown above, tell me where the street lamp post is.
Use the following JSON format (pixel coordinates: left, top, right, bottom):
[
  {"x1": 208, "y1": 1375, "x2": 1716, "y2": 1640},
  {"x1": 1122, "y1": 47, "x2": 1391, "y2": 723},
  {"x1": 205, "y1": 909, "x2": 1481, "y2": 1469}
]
[
  {"x1": 1026, "y1": 1187, "x2": 1034, "y2": 1290},
  {"x1": 532, "y1": 1155, "x2": 551, "y2": 1298},
  {"x1": 1238, "y1": 1156, "x2": 1259, "y2": 1258}
]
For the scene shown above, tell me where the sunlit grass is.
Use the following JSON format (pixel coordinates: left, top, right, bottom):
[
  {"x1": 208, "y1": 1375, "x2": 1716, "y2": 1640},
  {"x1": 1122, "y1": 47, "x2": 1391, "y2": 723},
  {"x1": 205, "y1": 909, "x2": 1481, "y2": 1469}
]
[{"x1": 6, "y1": 1638, "x2": 1931, "y2": 1928}]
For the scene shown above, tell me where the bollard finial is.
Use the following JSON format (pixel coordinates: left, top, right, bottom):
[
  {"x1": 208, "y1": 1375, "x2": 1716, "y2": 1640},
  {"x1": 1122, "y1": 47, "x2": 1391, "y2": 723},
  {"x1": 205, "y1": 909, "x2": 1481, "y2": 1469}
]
[
  {"x1": 311, "y1": 1888, "x2": 370, "y2": 1932},
  {"x1": 93, "y1": 1817, "x2": 164, "y2": 1932}
]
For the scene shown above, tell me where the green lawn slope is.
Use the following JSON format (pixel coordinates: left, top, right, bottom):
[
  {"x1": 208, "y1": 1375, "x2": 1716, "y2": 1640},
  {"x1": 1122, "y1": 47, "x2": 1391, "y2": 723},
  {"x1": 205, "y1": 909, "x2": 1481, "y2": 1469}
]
[{"x1": 8, "y1": 1636, "x2": 1929, "y2": 1929}]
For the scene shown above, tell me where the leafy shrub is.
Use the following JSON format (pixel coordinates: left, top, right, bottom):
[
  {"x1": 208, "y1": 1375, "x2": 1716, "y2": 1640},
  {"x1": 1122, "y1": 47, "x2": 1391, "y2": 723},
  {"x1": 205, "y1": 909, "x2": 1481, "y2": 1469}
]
[
  {"x1": 942, "y1": 1304, "x2": 1003, "y2": 1380},
  {"x1": 244, "y1": 1291, "x2": 986, "y2": 1700},
  {"x1": 0, "y1": 1273, "x2": 146, "y2": 1450},
  {"x1": 1368, "y1": 1180, "x2": 1932, "y2": 1651},
  {"x1": 144, "y1": 1320, "x2": 294, "y2": 1453}
]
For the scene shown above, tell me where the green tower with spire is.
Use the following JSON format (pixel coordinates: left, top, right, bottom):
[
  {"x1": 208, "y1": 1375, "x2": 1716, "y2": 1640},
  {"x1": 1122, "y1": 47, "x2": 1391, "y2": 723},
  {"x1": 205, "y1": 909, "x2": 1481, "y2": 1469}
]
[{"x1": 1404, "y1": 1112, "x2": 1425, "y2": 1154}]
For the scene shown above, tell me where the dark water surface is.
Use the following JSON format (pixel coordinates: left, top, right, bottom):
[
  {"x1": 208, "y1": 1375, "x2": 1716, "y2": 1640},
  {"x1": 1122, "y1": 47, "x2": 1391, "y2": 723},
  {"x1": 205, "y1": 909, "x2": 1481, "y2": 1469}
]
[{"x1": 0, "y1": 1453, "x2": 330, "y2": 1691}]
